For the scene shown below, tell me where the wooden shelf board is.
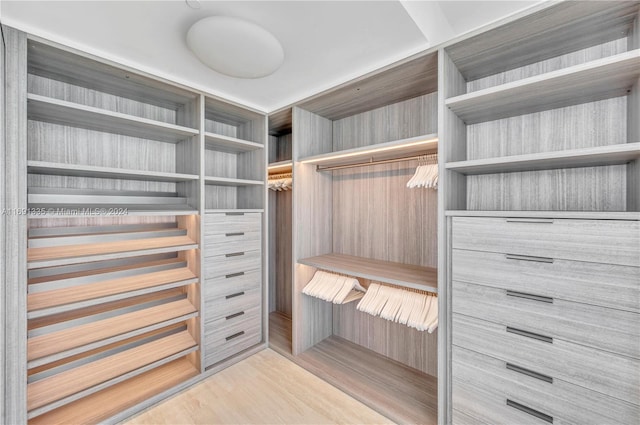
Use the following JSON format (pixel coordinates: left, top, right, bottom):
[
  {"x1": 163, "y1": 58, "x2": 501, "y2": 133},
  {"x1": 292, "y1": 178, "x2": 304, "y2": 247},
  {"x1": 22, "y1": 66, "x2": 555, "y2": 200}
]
[
  {"x1": 446, "y1": 143, "x2": 640, "y2": 175},
  {"x1": 205, "y1": 209, "x2": 264, "y2": 214},
  {"x1": 446, "y1": 50, "x2": 640, "y2": 124},
  {"x1": 28, "y1": 299, "x2": 197, "y2": 363},
  {"x1": 28, "y1": 267, "x2": 197, "y2": 314},
  {"x1": 204, "y1": 176, "x2": 264, "y2": 187},
  {"x1": 27, "y1": 331, "x2": 197, "y2": 412},
  {"x1": 204, "y1": 132, "x2": 263, "y2": 153},
  {"x1": 298, "y1": 134, "x2": 438, "y2": 168},
  {"x1": 268, "y1": 160, "x2": 293, "y2": 174},
  {"x1": 27, "y1": 161, "x2": 199, "y2": 182},
  {"x1": 27, "y1": 235, "x2": 197, "y2": 269},
  {"x1": 27, "y1": 94, "x2": 199, "y2": 143},
  {"x1": 445, "y1": 210, "x2": 640, "y2": 221},
  {"x1": 28, "y1": 205, "x2": 197, "y2": 218},
  {"x1": 298, "y1": 253, "x2": 437, "y2": 293}
]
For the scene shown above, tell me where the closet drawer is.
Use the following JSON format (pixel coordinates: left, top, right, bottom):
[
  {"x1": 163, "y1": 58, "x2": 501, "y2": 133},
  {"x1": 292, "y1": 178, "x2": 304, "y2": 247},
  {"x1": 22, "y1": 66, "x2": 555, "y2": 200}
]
[
  {"x1": 203, "y1": 231, "x2": 261, "y2": 257},
  {"x1": 451, "y1": 249, "x2": 640, "y2": 313},
  {"x1": 452, "y1": 314, "x2": 640, "y2": 404},
  {"x1": 204, "y1": 310, "x2": 262, "y2": 367},
  {"x1": 453, "y1": 346, "x2": 640, "y2": 425},
  {"x1": 203, "y1": 269, "x2": 261, "y2": 300},
  {"x1": 451, "y1": 217, "x2": 639, "y2": 266},
  {"x1": 452, "y1": 281, "x2": 640, "y2": 358},
  {"x1": 204, "y1": 287, "x2": 261, "y2": 322},
  {"x1": 203, "y1": 250, "x2": 261, "y2": 279},
  {"x1": 204, "y1": 212, "x2": 261, "y2": 234},
  {"x1": 205, "y1": 305, "x2": 261, "y2": 341}
]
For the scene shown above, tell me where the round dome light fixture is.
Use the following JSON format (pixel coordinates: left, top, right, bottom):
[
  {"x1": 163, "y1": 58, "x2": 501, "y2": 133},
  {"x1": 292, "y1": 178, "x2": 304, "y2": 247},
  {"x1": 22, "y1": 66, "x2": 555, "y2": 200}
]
[{"x1": 186, "y1": 16, "x2": 284, "y2": 79}]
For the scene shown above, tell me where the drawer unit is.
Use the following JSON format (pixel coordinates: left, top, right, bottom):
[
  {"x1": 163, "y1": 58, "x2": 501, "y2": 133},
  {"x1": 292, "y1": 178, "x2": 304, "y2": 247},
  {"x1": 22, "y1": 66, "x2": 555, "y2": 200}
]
[
  {"x1": 204, "y1": 286, "x2": 261, "y2": 322},
  {"x1": 204, "y1": 212, "x2": 261, "y2": 234},
  {"x1": 204, "y1": 307, "x2": 262, "y2": 367},
  {"x1": 452, "y1": 217, "x2": 639, "y2": 266},
  {"x1": 452, "y1": 314, "x2": 640, "y2": 404},
  {"x1": 204, "y1": 231, "x2": 261, "y2": 257},
  {"x1": 452, "y1": 281, "x2": 640, "y2": 358},
  {"x1": 453, "y1": 346, "x2": 640, "y2": 425},
  {"x1": 204, "y1": 250, "x2": 261, "y2": 279},
  {"x1": 452, "y1": 249, "x2": 640, "y2": 313},
  {"x1": 203, "y1": 269, "x2": 261, "y2": 300}
]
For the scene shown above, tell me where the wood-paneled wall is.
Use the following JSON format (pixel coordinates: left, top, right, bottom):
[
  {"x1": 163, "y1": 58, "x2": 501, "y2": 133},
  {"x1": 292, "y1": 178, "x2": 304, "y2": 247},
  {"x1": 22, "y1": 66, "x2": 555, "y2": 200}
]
[{"x1": 268, "y1": 189, "x2": 292, "y2": 317}]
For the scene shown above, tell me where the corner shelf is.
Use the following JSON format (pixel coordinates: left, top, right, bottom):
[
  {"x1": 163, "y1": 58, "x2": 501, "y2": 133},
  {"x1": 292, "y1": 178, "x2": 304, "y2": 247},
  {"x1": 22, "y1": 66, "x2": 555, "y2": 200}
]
[
  {"x1": 298, "y1": 253, "x2": 437, "y2": 293},
  {"x1": 445, "y1": 143, "x2": 640, "y2": 175},
  {"x1": 268, "y1": 160, "x2": 293, "y2": 174},
  {"x1": 204, "y1": 132, "x2": 263, "y2": 153},
  {"x1": 298, "y1": 134, "x2": 438, "y2": 168},
  {"x1": 27, "y1": 161, "x2": 199, "y2": 183},
  {"x1": 204, "y1": 176, "x2": 264, "y2": 187},
  {"x1": 27, "y1": 94, "x2": 199, "y2": 143},
  {"x1": 446, "y1": 50, "x2": 640, "y2": 124}
]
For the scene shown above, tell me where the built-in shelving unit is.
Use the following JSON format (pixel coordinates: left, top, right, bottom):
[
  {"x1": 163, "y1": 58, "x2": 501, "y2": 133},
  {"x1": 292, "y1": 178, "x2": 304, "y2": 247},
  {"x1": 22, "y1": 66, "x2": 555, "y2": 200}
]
[{"x1": 299, "y1": 253, "x2": 437, "y2": 293}]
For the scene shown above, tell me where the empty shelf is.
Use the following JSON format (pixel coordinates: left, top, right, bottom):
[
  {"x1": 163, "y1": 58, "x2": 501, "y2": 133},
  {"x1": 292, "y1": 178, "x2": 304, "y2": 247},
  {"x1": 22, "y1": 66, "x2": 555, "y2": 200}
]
[
  {"x1": 446, "y1": 143, "x2": 640, "y2": 175},
  {"x1": 27, "y1": 161, "x2": 199, "y2": 182},
  {"x1": 28, "y1": 299, "x2": 197, "y2": 363},
  {"x1": 298, "y1": 253, "x2": 437, "y2": 293},
  {"x1": 446, "y1": 50, "x2": 640, "y2": 124},
  {"x1": 299, "y1": 134, "x2": 438, "y2": 168},
  {"x1": 27, "y1": 94, "x2": 199, "y2": 143},
  {"x1": 204, "y1": 176, "x2": 264, "y2": 186},
  {"x1": 204, "y1": 132, "x2": 263, "y2": 153}
]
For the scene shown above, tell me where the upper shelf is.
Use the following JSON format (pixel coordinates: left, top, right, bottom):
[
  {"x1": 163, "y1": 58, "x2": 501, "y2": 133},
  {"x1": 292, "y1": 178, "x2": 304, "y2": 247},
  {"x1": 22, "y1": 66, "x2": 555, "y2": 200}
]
[
  {"x1": 298, "y1": 134, "x2": 438, "y2": 168},
  {"x1": 204, "y1": 176, "x2": 264, "y2": 187},
  {"x1": 204, "y1": 132, "x2": 263, "y2": 153},
  {"x1": 298, "y1": 253, "x2": 437, "y2": 293},
  {"x1": 27, "y1": 94, "x2": 199, "y2": 143},
  {"x1": 446, "y1": 50, "x2": 640, "y2": 124},
  {"x1": 446, "y1": 143, "x2": 640, "y2": 175}
]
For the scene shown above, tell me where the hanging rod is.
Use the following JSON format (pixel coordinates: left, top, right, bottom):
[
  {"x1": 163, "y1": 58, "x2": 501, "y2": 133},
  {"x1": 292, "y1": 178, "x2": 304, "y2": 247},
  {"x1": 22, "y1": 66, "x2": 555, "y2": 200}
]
[{"x1": 316, "y1": 153, "x2": 437, "y2": 172}]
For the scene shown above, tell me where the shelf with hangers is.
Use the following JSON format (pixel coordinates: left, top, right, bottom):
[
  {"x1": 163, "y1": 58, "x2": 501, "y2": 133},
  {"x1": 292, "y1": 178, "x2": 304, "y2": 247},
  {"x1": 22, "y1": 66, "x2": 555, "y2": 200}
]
[{"x1": 298, "y1": 134, "x2": 438, "y2": 171}]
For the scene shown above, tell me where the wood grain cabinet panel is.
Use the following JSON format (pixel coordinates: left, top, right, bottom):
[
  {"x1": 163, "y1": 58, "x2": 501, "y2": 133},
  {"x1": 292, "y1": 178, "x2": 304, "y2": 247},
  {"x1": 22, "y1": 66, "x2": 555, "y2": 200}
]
[
  {"x1": 452, "y1": 314, "x2": 640, "y2": 405},
  {"x1": 203, "y1": 231, "x2": 261, "y2": 257},
  {"x1": 453, "y1": 346, "x2": 640, "y2": 425},
  {"x1": 204, "y1": 213, "x2": 261, "y2": 234},
  {"x1": 203, "y1": 287, "x2": 261, "y2": 323},
  {"x1": 451, "y1": 217, "x2": 639, "y2": 266},
  {"x1": 203, "y1": 250, "x2": 262, "y2": 279},
  {"x1": 203, "y1": 269, "x2": 261, "y2": 301},
  {"x1": 203, "y1": 309, "x2": 262, "y2": 367}
]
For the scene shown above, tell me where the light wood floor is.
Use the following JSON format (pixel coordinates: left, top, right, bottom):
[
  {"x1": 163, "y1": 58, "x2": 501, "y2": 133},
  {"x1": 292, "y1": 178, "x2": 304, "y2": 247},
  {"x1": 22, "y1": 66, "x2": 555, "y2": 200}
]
[{"x1": 125, "y1": 349, "x2": 394, "y2": 425}]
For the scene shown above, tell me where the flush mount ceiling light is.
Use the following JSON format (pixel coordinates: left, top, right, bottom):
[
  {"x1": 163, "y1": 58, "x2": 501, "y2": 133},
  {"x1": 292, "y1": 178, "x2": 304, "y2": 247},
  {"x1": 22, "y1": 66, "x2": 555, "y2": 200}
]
[{"x1": 186, "y1": 16, "x2": 284, "y2": 79}]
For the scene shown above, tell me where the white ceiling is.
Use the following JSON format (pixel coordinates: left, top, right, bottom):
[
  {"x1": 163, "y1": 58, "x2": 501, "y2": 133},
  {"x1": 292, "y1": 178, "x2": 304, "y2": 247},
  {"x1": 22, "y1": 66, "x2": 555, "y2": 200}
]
[{"x1": 1, "y1": 0, "x2": 539, "y2": 112}]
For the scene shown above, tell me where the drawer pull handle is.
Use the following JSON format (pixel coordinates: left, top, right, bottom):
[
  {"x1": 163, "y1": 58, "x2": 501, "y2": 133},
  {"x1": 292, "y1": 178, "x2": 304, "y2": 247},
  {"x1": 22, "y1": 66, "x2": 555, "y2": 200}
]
[
  {"x1": 226, "y1": 252, "x2": 245, "y2": 257},
  {"x1": 226, "y1": 331, "x2": 245, "y2": 341},
  {"x1": 225, "y1": 212, "x2": 245, "y2": 216},
  {"x1": 506, "y1": 363, "x2": 553, "y2": 383},
  {"x1": 226, "y1": 232, "x2": 245, "y2": 237},
  {"x1": 506, "y1": 290, "x2": 553, "y2": 304},
  {"x1": 506, "y1": 218, "x2": 554, "y2": 224},
  {"x1": 226, "y1": 311, "x2": 245, "y2": 320},
  {"x1": 506, "y1": 327, "x2": 553, "y2": 344},
  {"x1": 506, "y1": 400, "x2": 553, "y2": 423},
  {"x1": 226, "y1": 291, "x2": 245, "y2": 299},
  {"x1": 506, "y1": 254, "x2": 554, "y2": 264},
  {"x1": 226, "y1": 272, "x2": 245, "y2": 279}
]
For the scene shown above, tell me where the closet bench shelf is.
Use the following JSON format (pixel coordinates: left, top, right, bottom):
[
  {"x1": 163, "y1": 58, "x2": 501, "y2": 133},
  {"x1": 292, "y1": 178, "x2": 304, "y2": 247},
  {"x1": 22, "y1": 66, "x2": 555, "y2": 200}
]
[
  {"x1": 445, "y1": 143, "x2": 640, "y2": 175},
  {"x1": 444, "y1": 210, "x2": 640, "y2": 220},
  {"x1": 445, "y1": 49, "x2": 640, "y2": 124},
  {"x1": 298, "y1": 253, "x2": 437, "y2": 293},
  {"x1": 204, "y1": 132, "x2": 263, "y2": 153},
  {"x1": 27, "y1": 93, "x2": 200, "y2": 143},
  {"x1": 27, "y1": 161, "x2": 200, "y2": 182},
  {"x1": 204, "y1": 176, "x2": 264, "y2": 187},
  {"x1": 298, "y1": 133, "x2": 438, "y2": 168}
]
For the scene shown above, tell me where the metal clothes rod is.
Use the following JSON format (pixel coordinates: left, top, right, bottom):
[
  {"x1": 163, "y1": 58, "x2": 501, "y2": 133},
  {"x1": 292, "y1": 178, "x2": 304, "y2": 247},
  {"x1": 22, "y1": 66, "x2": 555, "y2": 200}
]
[{"x1": 316, "y1": 153, "x2": 437, "y2": 172}]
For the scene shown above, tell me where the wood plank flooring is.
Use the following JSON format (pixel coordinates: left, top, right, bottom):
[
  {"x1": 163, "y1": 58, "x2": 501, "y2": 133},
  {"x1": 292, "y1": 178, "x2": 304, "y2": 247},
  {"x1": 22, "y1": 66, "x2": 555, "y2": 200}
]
[{"x1": 124, "y1": 349, "x2": 392, "y2": 425}]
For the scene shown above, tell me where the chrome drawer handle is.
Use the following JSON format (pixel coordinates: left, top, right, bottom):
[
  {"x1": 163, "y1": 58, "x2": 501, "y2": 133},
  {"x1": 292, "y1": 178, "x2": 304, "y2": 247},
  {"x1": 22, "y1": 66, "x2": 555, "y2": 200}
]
[
  {"x1": 226, "y1": 331, "x2": 245, "y2": 341},
  {"x1": 506, "y1": 327, "x2": 553, "y2": 344},
  {"x1": 226, "y1": 311, "x2": 245, "y2": 320},
  {"x1": 506, "y1": 400, "x2": 553, "y2": 423},
  {"x1": 506, "y1": 290, "x2": 553, "y2": 304},
  {"x1": 226, "y1": 291, "x2": 245, "y2": 299},
  {"x1": 506, "y1": 218, "x2": 554, "y2": 224},
  {"x1": 506, "y1": 254, "x2": 554, "y2": 263},
  {"x1": 226, "y1": 252, "x2": 245, "y2": 257},
  {"x1": 506, "y1": 363, "x2": 553, "y2": 384},
  {"x1": 225, "y1": 232, "x2": 244, "y2": 237},
  {"x1": 226, "y1": 212, "x2": 244, "y2": 216},
  {"x1": 225, "y1": 272, "x2": 245, "y2": 279}
]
